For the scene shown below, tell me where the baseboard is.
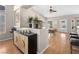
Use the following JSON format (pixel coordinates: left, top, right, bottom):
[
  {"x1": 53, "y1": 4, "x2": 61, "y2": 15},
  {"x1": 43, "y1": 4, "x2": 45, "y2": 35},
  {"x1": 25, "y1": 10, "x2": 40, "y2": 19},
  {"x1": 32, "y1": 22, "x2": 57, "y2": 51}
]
[
  {"x1": 40, "y1": 45, "x2": 49, "y2": 54},
  {"x1": 13, "y1": 43, "x2": 24, "y2": 54},
  {"x1": 0, "y1": 37, "x2": 13, "y2": 41}
]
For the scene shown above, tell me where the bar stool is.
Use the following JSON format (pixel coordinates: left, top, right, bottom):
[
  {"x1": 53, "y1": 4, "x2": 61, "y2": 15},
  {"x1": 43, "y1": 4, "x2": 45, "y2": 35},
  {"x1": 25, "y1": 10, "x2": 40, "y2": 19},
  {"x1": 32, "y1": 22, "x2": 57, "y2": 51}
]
[{"x1": 70, "y1": 33, "x2": 79, "y2": 53}]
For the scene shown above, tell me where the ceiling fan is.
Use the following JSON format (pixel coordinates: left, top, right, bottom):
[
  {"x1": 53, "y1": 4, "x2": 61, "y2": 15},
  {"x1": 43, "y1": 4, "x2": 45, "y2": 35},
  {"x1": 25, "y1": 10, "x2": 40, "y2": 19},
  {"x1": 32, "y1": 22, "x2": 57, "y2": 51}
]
[{"x1": 49, "y1": 6, "x2": 56, "y2": 13}]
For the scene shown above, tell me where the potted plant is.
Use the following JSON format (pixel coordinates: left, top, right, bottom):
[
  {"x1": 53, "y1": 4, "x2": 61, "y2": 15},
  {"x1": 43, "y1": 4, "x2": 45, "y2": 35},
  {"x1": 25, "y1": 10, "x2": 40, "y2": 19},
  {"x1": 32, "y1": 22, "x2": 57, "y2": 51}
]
[
  {"x1": 33, "y1": 17, "x2": 39, "y2": 28},
  {"x1": 38, "y1": 20, "x2": 43, "y2": 29},
  {"x1": 28, "y1": 16, "x2": 33, "y2": 28}
]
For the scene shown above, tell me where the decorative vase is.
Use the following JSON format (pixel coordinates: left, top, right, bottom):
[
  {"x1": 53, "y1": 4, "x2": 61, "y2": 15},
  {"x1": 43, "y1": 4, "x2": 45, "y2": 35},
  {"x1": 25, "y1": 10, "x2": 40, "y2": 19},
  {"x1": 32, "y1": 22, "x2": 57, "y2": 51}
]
[
  {"x1": 35, "y1": 24, "x2": 38, "y2": 28},
  {"x1": 29, "y1": 23, "x2": 32, "y2": 28}
]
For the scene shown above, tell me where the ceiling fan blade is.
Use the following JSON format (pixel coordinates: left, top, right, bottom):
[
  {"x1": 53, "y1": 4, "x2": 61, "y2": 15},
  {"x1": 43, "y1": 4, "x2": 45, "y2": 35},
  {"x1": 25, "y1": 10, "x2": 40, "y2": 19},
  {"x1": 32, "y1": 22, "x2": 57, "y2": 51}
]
[
  {"x1": 52, "y1": 10, "x2": 56, "y2": 12},
  {"x1": 49, "y1": 6, "x2": 56, "y2": 12},
  {"x1": 50, "y1": 9, "x2": 56, "y2": 12}
]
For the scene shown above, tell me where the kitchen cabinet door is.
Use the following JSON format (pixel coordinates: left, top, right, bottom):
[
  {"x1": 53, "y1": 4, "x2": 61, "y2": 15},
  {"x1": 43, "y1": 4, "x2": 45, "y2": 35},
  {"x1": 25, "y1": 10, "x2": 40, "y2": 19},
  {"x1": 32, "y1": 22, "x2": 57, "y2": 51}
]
[
  {"x1": 14, "y1": 31, "x2": 28, "y2": 53},
  {"x1": 20, "y1": 34, "x2": 28, "y2": 53}
]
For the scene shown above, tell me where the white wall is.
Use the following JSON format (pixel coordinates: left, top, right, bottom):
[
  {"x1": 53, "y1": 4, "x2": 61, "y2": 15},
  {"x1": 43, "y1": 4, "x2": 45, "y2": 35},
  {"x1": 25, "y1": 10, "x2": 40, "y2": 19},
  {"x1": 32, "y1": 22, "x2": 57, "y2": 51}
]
[
  {"x1": 20, "y1": 7, "x2": 49, "y2": 53},
  {"x1": 46, "y1": 15, "x2": 79, "y2": 33},
  {"x1": 0, "y1": 5, "x2": 15, "y2": 40},
  {"x1": 32, "y1": 5, "x2": 79, "y2": 18},
  {"x1": 20, "y1": 7, "x2": 46, "y2": 28},
  {"x1": 5, "y1": 5, "x2": 15, "y2": 32}
]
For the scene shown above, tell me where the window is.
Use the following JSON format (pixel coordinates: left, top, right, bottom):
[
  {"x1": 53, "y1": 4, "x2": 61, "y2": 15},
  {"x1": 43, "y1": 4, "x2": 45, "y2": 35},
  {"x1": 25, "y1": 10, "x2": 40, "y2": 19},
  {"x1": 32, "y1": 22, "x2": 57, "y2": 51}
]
[
  {"x1": 0, "y1": 5, "x2": 5, "y2": 34},
  {"x1": 77, "y1": 20, "x2": 79, "y2": 26},
  {"x1": 48, "y1": 21, "x2": 53, "y2": 28}
]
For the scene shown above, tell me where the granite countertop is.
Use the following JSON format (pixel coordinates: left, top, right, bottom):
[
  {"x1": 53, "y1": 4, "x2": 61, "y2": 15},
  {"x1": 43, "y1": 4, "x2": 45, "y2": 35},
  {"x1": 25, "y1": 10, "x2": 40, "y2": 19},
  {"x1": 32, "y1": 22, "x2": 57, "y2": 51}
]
[{"x1": 16, "y1": 30, "x2": 37, "y2": 36}]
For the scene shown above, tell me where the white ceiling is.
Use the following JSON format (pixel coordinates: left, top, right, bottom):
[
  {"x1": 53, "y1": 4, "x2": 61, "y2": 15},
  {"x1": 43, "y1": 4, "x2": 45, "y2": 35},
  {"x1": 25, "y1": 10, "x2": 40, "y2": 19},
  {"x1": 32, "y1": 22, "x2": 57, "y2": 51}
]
[
  {"x1": 21, "y1": 5, "x2": 32, "y2": 9},
  {"x1": 32, "y1": 5, "x2": 79, "y2": 17}
]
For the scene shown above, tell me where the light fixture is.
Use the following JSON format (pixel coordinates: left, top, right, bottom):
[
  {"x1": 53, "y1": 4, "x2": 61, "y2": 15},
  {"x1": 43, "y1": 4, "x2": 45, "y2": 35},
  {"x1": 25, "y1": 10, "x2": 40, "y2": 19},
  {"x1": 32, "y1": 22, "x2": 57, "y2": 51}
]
[
  {"x1": 49, "y1": 6, "x2": 56, "y2": 13},
  {"x1": 0, "y1": 5, "x2": 5, "y2": 10}
]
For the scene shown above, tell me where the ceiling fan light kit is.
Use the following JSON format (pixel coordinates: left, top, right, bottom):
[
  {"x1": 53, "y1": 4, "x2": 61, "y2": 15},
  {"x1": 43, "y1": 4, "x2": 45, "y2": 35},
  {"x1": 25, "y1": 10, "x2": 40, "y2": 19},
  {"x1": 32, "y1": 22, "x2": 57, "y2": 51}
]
[{"x1": 49, "y1": 6, "x2": 56, "y2": 13}]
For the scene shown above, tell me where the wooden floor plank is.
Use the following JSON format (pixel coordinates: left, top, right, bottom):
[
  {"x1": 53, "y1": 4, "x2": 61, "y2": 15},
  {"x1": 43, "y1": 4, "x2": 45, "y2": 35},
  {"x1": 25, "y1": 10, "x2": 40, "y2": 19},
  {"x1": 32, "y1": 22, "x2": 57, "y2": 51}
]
[
  {"x1": 0, "y1": 39, "x2": 21, "y2": 54},
  {"x1": 43, "y1": 32, "x2": 71, "y2": 54},
  {"x1": 0, "y1": 32, "x2": 79, "y2": 54}
]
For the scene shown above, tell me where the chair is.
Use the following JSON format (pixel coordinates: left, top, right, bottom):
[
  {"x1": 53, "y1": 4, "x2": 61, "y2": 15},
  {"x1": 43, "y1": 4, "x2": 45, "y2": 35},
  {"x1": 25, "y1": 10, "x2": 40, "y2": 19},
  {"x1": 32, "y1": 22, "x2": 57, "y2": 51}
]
[{"x1": 70, "y1": 33, "x2": 79, "y2": 53}]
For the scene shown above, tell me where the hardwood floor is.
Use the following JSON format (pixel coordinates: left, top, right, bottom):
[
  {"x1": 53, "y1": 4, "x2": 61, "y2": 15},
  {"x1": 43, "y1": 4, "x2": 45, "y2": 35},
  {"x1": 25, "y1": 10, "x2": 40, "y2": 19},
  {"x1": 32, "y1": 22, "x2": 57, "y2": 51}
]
[
  {"x1": 0, "y1": 39, "x2": 21, "y2": 54},
  {"x1": 0, "y1": 32, "x2": 71, "y2": 54},
  {"x1": 0, "y1": 32, "x2": 79, "y2": 54},
  {"x1": 43, "y1": 31, "x2": 71, "y2": 54}
]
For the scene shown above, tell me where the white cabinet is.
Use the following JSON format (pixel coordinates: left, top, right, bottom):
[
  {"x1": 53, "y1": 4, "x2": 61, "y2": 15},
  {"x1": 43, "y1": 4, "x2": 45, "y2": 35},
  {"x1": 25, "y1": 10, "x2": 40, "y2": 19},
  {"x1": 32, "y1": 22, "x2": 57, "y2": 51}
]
[
  {"x1": 16, "y1": 28, "x2": 49, "y2": 53},
  {"x1": 14, "y1": 31, "x2": 28, "y2": 53},
  {"x1": 30, "y1": 29, "x2": 49, "y2": 53}
]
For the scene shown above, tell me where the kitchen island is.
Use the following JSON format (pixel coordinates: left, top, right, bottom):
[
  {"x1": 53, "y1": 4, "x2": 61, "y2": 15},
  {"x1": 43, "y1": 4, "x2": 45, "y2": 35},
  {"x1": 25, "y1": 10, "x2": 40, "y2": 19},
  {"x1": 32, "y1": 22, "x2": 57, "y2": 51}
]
[{"x1": 14, "y1": 30, "x2": 37, "y2": 54}]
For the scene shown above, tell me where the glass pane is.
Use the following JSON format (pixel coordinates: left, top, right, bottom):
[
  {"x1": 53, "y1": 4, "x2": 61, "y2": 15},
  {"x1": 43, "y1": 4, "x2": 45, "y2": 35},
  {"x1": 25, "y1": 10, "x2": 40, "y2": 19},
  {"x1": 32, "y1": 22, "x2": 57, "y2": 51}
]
[
  {"x1": 0, "y1": 15, "x2": 5, "y2": 23},
  {"x1": 77, "y1": 20, "x2": 79, "y2": 26},
  {"x1": 0, "y1": 15, "x2": 5, "y2": 33},
  {"x1": 0, "y1": 24, "x2": 5, "y2": 32},
  {"x1": 48, "y1": 21, "x2": 53, "y2": 28}
]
